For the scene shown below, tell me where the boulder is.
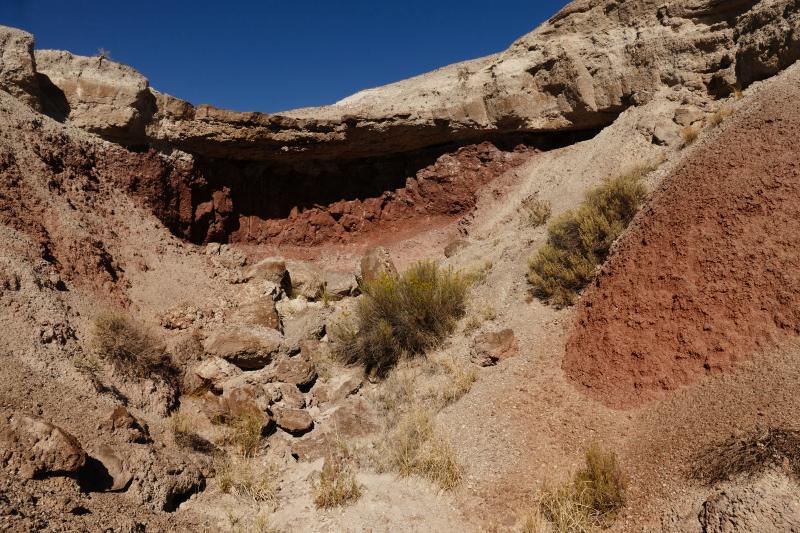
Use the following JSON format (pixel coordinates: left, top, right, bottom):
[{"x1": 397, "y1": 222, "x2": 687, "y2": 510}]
[
  {"x1": 292, "y1": 397, "x2": 380, "y2": 462},
  {"x1": 0, "y1": 26, "x2": 40, "y2": 110},
  {"x1": 273, "y1": 408, "x2": 313, "y2": 434},
  {"x1": 124, "y1": 447, "x2": 204, "y2": 511},
  {"x1": 313, "y1": 374, "x2": 362, "y2": 406},
  {"x1": 276, "y1": 295, "x2": 309, "y2": 317},
  {"x1": 196, "y1": 388, "x2": 272, "y2": 429},
  {"x1": 299, "y1": 340, "x2": 330, "y2": 363},
  {"x1": 323, "y1": 270, "x2": 358, "y2": 299},
  {"x1": 355, "y1": 246, "x2": 398, "y2": 284},
  {"x1": 34, "y1": 49, "x2": 154, "y2": 138},
  {"x1": 88, "y1": 444, "x2": 133, "y2": 492},
  {"x1": 202, "y1": 327, "x2": 281, "y2": 369},
  {"x1": 444, "y1": 237, "x2": 470, "y2": 258},
  {"x1": 98, "y1": 406, "x2": 149, "y2": 443},
  {"x1": 286, "y1": 259, "x2": 324, "y2": 299},
  {"x1": 0, "y1": 415, "x2": 85, "y2": 479},
  {"x1": 194, "y1": 357, "x2": 242, "y2": 389},
  {"x1": 243, "y1": 257, "x2": 289, "y2": 287},
  {"x1": 217, "y1": 244, "x2": 247, "y2": 269},
  {"x1": 277, "y1": 383, "x2": 305, "y2": 409},
  {"x1": 229, "y1": 299, "x2": 282, "y2": 331},
  {"x1": 274, "y1": 350, "x2": 317, "y2": 387},
  {"x1": 472, "y1": 329, "x2": 519, "y2": 367},
  {"x1": 281, "y1": 308, "x2": 328, "y2": 356},
  {"x1": 674, "y1": 105, "x2": 706, "y2": 127}
]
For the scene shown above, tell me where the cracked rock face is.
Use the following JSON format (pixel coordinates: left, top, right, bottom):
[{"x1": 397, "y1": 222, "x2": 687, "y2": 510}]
[{"x1": 12, "y1": 0, "x2": 799, "y2": 163}]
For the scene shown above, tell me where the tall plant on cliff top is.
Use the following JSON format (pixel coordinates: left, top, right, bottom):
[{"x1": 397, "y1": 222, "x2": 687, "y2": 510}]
[
  {"x1": 331, "y1": 260, "x2": 469, "y2": 378},
  {"x1": 528, "y1": 166, "x2": 650, "y2": 308}
]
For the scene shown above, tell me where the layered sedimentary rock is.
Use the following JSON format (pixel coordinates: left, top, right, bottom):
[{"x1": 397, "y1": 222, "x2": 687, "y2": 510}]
[{"x1": 2, "y1": 0, "x2": 800, "y2": 247}]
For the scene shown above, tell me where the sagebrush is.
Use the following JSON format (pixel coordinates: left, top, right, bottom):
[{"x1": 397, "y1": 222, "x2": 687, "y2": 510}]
[
  {"x1": 331, "y1": 260, "x2": 469, "y2": 377},
  {"x1": 527, "y1": 167, "x2": 649, "y2": 308}
]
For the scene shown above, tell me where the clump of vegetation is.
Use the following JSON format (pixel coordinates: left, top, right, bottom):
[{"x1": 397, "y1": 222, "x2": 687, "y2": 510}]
[
  {"x1": 708, "y1": 105, "x2": 734, "y2": 128},
  {"x1": 95, "y1": 47, "x2": 113, "y2": 61},
  {"x1": 690, "y1": 427, "x2": 800, "y2": 484},
  {"x1": 91, "y1": 310, "x2": 167, "y2": 378},
  {"x1": 681, "y1": 123, "x2": 700, "y2": 146},
  {"x1": 522, "y1": 197, "x2": 553, "y2": 227},
  {"x1": 167, "y1": 408, "x2": 196, "y2": 435},
  {"x1": 213, "y1": 458, "x2": 279, "y2": 503},
  {"x1": 523, "y1": 445, "x2": 628, "y2": 533},
  {"x1": 331, "y1": 260, "x2": 469, "y2": 377},
  {"x1": 465, "y1": 257, "x2": 493, "y2": 286},
  {"x1": 527, "y1": 167, "x2": 649, "y2": 308},
  {"x1": 214, "y1": 411, "x2": 265, "y2": 457},
  {"x1": 383, "y1": 405, "x2": 464, "y2": 490},
  {"x1": 347, "y1": 348, "x2": 475, "y2": 490},
  {"x1": 729, "y1": 82, "x2": 743, "y2": 100},
  {"x1": 310, "y1": 463, "x2": 362, "y2": 509}
]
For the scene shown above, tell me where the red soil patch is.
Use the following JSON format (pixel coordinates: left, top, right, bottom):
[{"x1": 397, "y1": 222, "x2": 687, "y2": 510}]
[{"x1": 563, "y1": 83, "x2": 800, "y2": 409}]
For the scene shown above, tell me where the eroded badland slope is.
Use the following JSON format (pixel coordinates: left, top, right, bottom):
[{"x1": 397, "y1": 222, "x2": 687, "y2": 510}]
[{"x1": 1, "y1": 0, "x2": 800, "y2": 531}]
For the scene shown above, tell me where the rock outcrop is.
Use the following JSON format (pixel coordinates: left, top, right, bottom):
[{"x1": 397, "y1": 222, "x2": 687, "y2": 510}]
[{"x1": 0, "y1": 27, "x2": 39, "y2": 111}]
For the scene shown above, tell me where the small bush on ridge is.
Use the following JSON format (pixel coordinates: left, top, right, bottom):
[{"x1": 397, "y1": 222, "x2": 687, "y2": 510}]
[
  {"x1": 527, "y1": 168, "x2": 649, "y2": 308},
  {"x1": 331, "y1": 260, "x2": 469, "y2": 377}
]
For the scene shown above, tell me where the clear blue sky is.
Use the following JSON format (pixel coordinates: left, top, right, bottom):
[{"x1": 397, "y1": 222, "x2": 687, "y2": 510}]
[{"x1": 5, "y1": 0, "x2": 568, "y2": 113}]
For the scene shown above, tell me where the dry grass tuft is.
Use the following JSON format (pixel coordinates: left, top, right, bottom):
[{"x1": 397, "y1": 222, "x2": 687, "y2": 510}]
[
  {"x1": 527, "y1": 167, "x2": 649, "y2": 308},
  {"x1": 214, "y1": 411, "x2": 265, "y2": 457},
  {"x1": 91, "y1": 310, "x2": 167, "y2": 378},
  {"x1": 708, "y1": 105, "x2": 734, "y2": 128},
  {"x1": 383, "y1": 405, "x2": 464, "y2": 490},
  {"x1": 331, "y1": 260, "x2": 469, "y2": 378},
  {"x1": 690, "y1": 426, "x2": 800, "y2": 484},
  {"x1": 310, "y1": 465, "x2": 362, "y2": 509},
  {"x1": 522, "y1": 197, "x2": 553, "y2": 227},
  {"x1": 523, "y1": 445, "x2": 627, "y2": 532},
  {"x1": 465, "y1": 257, "x2": 493, "y2": 286},
  {"x1": 729, "y1": 82, "x2": 743, "y2": 100},
  {"x1": 167, "y1": 408, "x2": 196, "y2": 435},
  {"x1": 213, "y1": 457, "x2": 279, "y2": 504},
  {"x1": 681, "y1": 124, "x2": 700, "y2": 146}
]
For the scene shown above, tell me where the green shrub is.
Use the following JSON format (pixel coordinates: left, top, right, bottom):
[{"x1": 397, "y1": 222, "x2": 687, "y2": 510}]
[
  {"x1": 527, "y1": 169, "x2": 648, "y2": 308},
  {"x1": 331, "y1": 260, "x2": 469, "y2": 377}
]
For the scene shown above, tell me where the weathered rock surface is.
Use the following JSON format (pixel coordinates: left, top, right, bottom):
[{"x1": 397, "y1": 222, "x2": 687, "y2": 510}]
[
  {"x1": 273, "y1": 407, "x2": 313, "y2": 434},
  {"x1": 88, "y1": 444, "x2": 133, "y2": 492},
  {"x1": 285, "y1": 259, "x2": 324, "y2": 299},
  {"x1": 98, "y1": 406, "x2": 149, "y2": 444},
  {"x1": 281, "y1": 308, "x2": 328, "y2": 355},
  {"x1": 0, "y1": 26, "x2": 40, "y2": 111},
  {"x1": 355, "y1": 246, "x2": 398, "y2": 284},
  {"x1": 202, "y1": 327, "x2": 282, "y2": 369},
  {"x1": 323, "y1": 270, "x2": 358, "y2": 299},
  {"x1": 472, "y1": 329, "x2": 519, "y2": 367},
  {"x1": 0, "y1": 415, "x2": 85, "y2": 479},
  {"x1": 243, "y1": 257, "x2": 289, "y2": 286},
  {"x1": 700, "y1": 473, "x2": 800, "y2": 532},
  {"x1": 229, "y1": 299, "x2": 282, "y2": 331},
  {"x1": 35, "y1": 49, "x2": 155, "y2": 139},
  {"x1": 274, "y1": 350, "x2": 317, "y2": 387},
  {"x1": 312, "y1": 374, "x2": 362, "y2": 406},
  {"x1": 194, "y1": 357, "x2": 243, "y2": 389}
]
